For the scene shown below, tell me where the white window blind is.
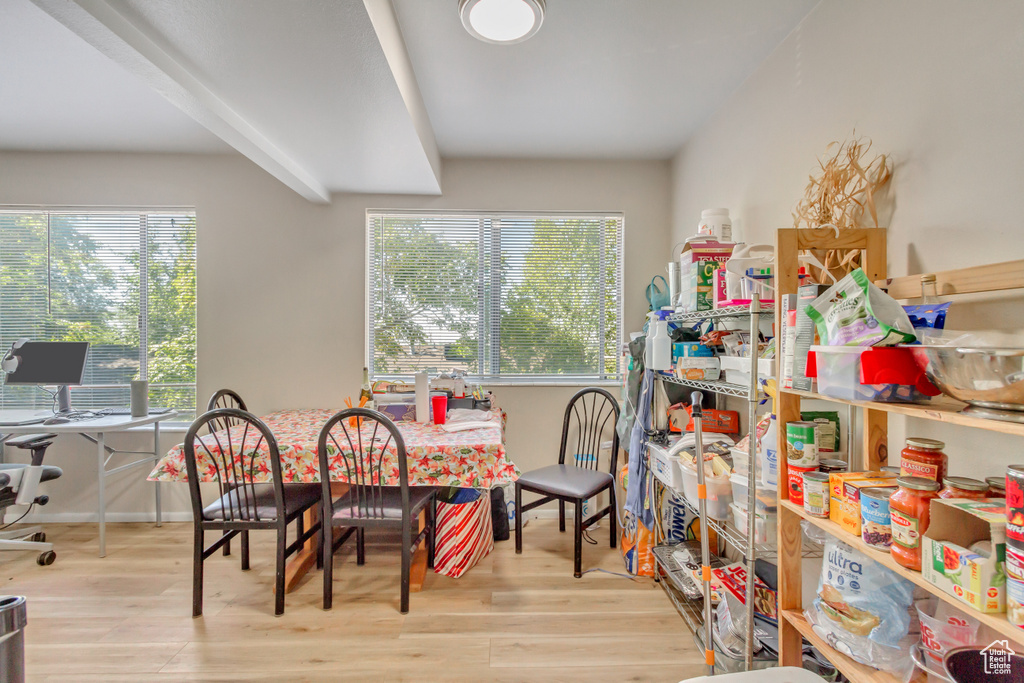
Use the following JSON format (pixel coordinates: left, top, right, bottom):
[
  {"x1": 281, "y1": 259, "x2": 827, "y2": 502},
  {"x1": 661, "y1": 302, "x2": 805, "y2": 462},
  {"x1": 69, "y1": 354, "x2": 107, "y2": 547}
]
[
  {"x1": 0, "y1": 209, "x2": 197, "y2": 415},
  {"x1": 367, "y1": 211, "x2": 623, "y2": 382}
]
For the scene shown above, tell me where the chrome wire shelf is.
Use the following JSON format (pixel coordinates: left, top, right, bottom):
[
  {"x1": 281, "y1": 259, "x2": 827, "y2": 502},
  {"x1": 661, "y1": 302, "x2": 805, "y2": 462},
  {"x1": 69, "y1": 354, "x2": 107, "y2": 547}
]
[
  {"x1": 652, "y1": 543, "x2": 723, "y2": 635},
  {"x1": 667, "y1": 303, "x2": 775, "y2": 325},
  {"x1": 656, "y1": 373, "x2": 762, "y2": 400}
]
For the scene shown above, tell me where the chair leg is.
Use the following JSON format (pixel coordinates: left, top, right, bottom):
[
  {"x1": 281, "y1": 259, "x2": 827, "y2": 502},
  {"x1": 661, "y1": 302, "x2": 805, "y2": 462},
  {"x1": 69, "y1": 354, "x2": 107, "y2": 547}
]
[
  {"x1": 609, "y1": 487, "x2": 618, "y2": 549},
  {"x1": 322, "y1": 522, "x2": 333, "y2": 611},
  {"x1": 426, "y1": 499, "x2": 436, "y2": 569},
  {"x1": 356, "y1": 528, "x2": 366, "y2": 566},
  {"x1": 400, "y1": 525, "x2": 412, "y2": 614},
  {"x1": 514, "y1": 483, "x2": 523, "y2": 554},
  {"x1": 192, "y1": 526, "x2": 205, "y2": 618},
  {"x1": 274, "y1": 524, "x2": 287, "y2": 616},
  {"x1": 241, "y1": 531, "x2": 250, "y2": 571},
  {"x1": 297, "y1": 512, "x2": 305, "y2": 541},
  {"x1": 558, "y1": 500, "x2": 565, "y2": 532},
  {"x1": 223, "y1": 535, "x2": 231, "y2": 556},
  {"x1": 573, "y1": 499, "x2": 583, "y2": 579}
]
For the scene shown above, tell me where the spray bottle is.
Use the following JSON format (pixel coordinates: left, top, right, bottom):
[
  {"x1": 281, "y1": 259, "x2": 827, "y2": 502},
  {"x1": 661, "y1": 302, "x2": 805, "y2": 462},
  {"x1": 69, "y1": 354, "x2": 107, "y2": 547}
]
[{"x1": 645, "y1": 312, "x2": 672, "y2": 371}]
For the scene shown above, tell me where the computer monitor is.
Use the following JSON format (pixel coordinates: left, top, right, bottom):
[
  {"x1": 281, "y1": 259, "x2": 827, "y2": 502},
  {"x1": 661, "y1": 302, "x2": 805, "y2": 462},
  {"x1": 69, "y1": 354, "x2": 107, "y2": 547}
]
[{"x1": 4, "y1": 341, "x2": 90, "y2": 413}]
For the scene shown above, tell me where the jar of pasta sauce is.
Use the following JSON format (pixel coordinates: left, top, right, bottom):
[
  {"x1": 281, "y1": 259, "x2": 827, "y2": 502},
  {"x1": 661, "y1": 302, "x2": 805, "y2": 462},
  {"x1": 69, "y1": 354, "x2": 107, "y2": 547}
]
[
  {"x1": 890, "y1": 476, "x2": 941, "y2": 571},
  {"x1": 900, "y1": 438, "x2": 947, "y2": 486},
  {"x1": 986, "y1": 476, "x2": 1007, "y2": 498},
  {"x1": 938, "y1": 477, "x2": 989, "y2": 500}
]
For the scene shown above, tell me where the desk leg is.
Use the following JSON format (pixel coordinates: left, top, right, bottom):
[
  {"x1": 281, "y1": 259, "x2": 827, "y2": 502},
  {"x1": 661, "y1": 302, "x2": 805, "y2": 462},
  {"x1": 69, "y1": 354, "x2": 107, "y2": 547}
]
[
  {"x1": 410, "y1": 509, "x2": 428, "y2": 593},
  {"x1": 153, "y1": 421, "x2": 162, "y2": 527},
  {"x1": 97, "y1": 432, "x2": 106, "y2": 558}
]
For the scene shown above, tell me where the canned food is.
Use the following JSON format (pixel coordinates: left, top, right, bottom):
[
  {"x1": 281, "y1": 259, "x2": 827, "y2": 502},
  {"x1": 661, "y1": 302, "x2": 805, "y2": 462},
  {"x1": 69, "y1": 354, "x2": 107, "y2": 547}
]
[
  {"x1": 788, "y1": 464, "x2": 816, "y2": 507},
  {"x1": 1007, "y1": 544, "x2": 1024, "y2": 582},
  {"x1": 1008, "y1": 465, "x2": 1024, "y2": 546},
  {"x1": 861, "y1": 487, "x2": 896, "y2": 549},
  {"x1": 802, "y1": 471, "x2": 830, "y2": 518},
  {"x1": 786, "y1": 421, "x2": 819, "y2": 468},
  {"x1": 1009, "y1": 577, "x2": 1024, "y2": 629},
  {"x1": 819, "y1": 459, "x2": 848, "y2": 474}
]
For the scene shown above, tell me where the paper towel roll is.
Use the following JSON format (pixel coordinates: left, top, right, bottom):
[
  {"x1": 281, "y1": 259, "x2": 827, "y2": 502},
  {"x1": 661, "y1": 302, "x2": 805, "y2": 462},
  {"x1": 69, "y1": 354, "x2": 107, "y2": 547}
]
[{"x1": 415, "y1": 372, "x2": 429, "y2": 423}]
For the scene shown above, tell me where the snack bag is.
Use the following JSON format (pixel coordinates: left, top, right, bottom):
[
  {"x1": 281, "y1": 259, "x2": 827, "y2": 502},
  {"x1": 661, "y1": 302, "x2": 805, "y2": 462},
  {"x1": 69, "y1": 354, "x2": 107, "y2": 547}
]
[
  {"x1": 807, "y1": 269, "x2": 916, "y2": 347},
  {"x1": 806, "y1": 537, "x2": 919, "y2": 678}
]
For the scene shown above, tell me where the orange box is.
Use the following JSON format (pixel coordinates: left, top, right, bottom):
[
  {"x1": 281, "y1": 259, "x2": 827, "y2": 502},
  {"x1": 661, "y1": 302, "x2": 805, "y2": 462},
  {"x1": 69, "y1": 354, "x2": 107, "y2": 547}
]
[
  {"x1": 828, "y1": 471, "x2": 892, "y2": 524},
  {"x1": 840, "y1": 477, "x2": 899, "y2": 536},
  {"x1": 669, "y1": 405, "x2": 740, "y2": 434}
]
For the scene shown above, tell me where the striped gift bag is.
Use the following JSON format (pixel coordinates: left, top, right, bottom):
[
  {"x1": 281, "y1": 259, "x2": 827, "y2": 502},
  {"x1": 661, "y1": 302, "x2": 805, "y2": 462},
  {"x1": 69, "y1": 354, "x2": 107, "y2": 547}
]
[{"x1": 433, "y1": 492, "x2": 494, "y2": 578}]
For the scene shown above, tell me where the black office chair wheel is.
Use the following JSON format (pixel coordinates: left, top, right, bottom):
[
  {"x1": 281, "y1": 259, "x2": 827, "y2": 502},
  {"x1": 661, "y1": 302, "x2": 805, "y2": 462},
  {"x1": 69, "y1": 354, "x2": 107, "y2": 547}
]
[
  {"x1": 31, "y1": 532, "x2": 46, "y2": 543},
  {"x1": 37, "y1": 550, "x2": 56, "y2": 566}
]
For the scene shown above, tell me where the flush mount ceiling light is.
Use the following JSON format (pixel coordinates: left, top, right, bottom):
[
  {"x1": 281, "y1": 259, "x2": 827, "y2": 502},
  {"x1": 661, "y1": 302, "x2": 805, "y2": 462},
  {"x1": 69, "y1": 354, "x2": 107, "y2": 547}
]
[{"x1": 459, "y1": 0, "x2": 545, "y2": 45}]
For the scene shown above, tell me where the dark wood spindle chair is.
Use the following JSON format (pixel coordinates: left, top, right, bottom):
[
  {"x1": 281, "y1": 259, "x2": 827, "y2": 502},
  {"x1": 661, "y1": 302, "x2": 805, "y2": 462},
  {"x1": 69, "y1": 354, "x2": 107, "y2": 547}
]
[
  {"x1": 318, "y1": 408, "x2": 436, "y2": 614},
  {"x1": 514, "y1": 387, "x2": 621, "y2": 578},
  {"x1": 185, "y1": 408, "x2": 321, "y2": 617},
  {"x1": 205, "y1": 389, "x2": 248, "y2": 559}
]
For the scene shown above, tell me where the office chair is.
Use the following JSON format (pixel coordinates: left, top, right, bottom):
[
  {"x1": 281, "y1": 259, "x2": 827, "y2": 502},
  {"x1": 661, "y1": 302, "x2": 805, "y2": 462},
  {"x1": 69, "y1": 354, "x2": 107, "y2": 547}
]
[{"x1": 0, "y1": 433, "x2": 62, "y2": 565}]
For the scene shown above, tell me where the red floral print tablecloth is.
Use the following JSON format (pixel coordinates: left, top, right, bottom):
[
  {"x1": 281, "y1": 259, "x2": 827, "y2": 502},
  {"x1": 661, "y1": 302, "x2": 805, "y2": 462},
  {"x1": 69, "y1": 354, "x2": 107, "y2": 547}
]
[{"x1": 148, "y1": 408, "x2": 518, "y2": 488}]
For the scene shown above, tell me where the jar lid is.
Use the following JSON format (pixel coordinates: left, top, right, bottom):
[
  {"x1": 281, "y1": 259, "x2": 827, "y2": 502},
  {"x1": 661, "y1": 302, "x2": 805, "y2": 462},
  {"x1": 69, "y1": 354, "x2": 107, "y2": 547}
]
[
  {"x1": 905, "y1": 438, "x2": 945, "y2": 451},
  {"x1": 803, "y1": 471, "x2": 830, "y2": 482},
  {"x1": 897, "y1": 476, "x2": 941, "y2": 491},
  {"x1": 986, "y1": 476, "x2": 1007, "y2": 490},
  {"x1": 942, "y1": 476, "x2": 989, "y2": 492},
  {"x1": 819, "y1": 459, "x2": 848, "y2": 470}
]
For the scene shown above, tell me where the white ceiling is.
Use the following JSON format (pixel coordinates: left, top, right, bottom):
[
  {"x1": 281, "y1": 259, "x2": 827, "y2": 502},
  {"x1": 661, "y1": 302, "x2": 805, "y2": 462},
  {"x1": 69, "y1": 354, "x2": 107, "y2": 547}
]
[
  {"x1": 0, "y1": 0, "x2": 227, "y2": 153},
  {"x1": 5, "y1": 0, "x2": 820, "y2": 199},
  {"x1": 393, "y1": 0, "x2": 819, "y2": 158}
]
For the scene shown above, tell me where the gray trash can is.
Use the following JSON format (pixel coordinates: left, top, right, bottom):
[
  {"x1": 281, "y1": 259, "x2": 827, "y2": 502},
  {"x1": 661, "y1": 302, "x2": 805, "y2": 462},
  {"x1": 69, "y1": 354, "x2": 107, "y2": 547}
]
[{"x1": 0, "y1": 596, "x2": 26, "y2": 683}]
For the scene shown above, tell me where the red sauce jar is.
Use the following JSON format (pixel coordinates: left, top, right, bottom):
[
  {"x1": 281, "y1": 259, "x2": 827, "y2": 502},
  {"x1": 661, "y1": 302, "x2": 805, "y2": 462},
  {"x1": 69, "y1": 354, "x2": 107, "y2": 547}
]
[
  {"x1": 890, "y1": 476, "x2": 941, "y2": 571},
  {"x1": 986, "y1": 476, "x2": 1007, "y2": 498},
  {"x1": 900, "y1": 438, "x2": 947, "y2": 486},
  {"x1": 938, "y1": 476, "x2": 989, "y2": 500}
]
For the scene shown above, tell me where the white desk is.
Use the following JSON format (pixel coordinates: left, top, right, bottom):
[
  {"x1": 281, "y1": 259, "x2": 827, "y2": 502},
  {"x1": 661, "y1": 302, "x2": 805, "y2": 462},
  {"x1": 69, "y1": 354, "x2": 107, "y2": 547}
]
[{"x1": 0, "y1": 411, "x2": 178, "y2": 557}]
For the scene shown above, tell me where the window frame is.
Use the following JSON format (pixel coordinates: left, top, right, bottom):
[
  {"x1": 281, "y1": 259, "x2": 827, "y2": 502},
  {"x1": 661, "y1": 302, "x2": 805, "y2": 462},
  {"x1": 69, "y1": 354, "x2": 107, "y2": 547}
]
[
  {"x1": 0, "y1": 205, "x2": 198, "y2": 416},
  {"x1": 365, "y1": 209, "x2": 625, "y2": 386}
]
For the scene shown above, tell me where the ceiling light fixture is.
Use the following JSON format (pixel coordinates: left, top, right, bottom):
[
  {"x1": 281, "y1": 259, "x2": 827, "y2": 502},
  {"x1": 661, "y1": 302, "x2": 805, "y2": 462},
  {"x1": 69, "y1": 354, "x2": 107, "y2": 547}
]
[{"x1": 459, "y1": 0, "x2": 545, "y2": 45}]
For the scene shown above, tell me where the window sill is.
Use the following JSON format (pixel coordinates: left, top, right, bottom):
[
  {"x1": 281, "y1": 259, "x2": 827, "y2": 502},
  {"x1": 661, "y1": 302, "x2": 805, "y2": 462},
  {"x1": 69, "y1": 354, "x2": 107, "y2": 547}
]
[{"x1": 479, "y1": 379, "x2": 622, "y2": 388}]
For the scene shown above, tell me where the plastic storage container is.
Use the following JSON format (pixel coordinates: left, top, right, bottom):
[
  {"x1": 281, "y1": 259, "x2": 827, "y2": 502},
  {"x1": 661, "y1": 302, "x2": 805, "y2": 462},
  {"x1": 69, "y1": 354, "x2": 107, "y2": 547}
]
[
  {"x1": 730, "y1": 472, "x2": 776, "y2": 513},
  {"x1": 807, "y1": 345, "x2": 939, "y2": 403},
  {"x1": 648, "y1": 442, "x2": 683, "y2": 491},
  {"x1": 728, "y1": 501, "x2": 777, "y2": 545},
  {"x1": 730, "y1": 446, "x2": 759, "y2": 479},
  {"x1": 680, "y1": 460, "x2": 733, "y2": 520}
]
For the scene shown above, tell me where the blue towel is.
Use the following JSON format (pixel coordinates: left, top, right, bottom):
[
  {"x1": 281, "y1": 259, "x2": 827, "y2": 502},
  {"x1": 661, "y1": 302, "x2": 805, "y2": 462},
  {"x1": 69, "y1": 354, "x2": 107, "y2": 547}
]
[{"x1": 625, "y1": 369, "x2": 654, "y2": 528}]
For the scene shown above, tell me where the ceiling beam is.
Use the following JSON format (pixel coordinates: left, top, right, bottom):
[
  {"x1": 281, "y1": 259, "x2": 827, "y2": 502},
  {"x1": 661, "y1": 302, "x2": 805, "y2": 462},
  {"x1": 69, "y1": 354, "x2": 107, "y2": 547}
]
[
  {"x1": 363, "y1": 0, "x2": 442, "y2": 191},
  {"x1": 31, "y1": 0, "x2": 331, "y2": 203}
]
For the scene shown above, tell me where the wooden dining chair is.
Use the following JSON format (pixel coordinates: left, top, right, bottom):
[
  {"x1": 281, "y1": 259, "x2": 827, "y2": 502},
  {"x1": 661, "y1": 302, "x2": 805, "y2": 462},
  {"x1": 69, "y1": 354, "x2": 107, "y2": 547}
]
[
  {"x1": 515, "y1": 387, "x2": 621, "y2": 578},
  {"x1": 317, "y1": 407, "x2": 436, "y2": 614},
  {"x1": 205, "y1": 389, "x2": 248, "y2": 559},
  {"x1": 184, "y1": 408, "x2": 322, "y2": 617}
]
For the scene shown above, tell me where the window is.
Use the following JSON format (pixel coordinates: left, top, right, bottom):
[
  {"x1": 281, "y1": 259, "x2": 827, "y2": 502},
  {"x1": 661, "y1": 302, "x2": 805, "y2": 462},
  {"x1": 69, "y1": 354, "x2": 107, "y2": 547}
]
[
  {"x1": 0, "y1": 209, "x2": 197, "y2": 416},
  {"x1": 367, "y1": 211, "x2": 623, "y2": 382}
]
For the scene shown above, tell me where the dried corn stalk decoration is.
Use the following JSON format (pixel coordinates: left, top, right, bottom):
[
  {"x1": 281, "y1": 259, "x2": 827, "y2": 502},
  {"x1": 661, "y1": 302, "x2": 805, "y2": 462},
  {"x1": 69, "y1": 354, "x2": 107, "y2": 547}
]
[{"x1": 793, "y1": 134, "x2": 892, "y2": 282}]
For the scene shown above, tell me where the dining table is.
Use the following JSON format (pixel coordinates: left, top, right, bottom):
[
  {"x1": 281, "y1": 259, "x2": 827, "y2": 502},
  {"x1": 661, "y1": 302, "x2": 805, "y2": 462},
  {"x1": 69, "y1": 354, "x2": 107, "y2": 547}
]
[{"x1": 149, "y1": 406, "x2": 519, "y2": 592}]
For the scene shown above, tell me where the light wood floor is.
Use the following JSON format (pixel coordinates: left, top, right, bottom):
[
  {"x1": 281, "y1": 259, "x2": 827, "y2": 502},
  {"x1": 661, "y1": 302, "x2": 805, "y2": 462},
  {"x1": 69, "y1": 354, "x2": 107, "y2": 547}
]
[{"x1": 2, "y1": 518, "x2": 702, "y2": 682}]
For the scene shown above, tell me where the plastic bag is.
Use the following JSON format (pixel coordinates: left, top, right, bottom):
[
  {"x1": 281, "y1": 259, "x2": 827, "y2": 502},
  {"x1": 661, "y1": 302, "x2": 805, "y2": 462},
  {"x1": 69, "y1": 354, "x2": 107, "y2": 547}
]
[
  {"x1": 805, "y1": 535, "x2": 920, "y2": 679},
  {"x1": 807, "y1": 268, "x2": 916, "y2": 347}
]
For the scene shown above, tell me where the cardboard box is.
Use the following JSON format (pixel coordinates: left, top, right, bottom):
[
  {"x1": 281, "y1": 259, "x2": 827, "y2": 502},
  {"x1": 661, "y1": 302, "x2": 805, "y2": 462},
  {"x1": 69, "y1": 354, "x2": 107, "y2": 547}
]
[
  {"x1": 668, "y1": 406, "x2": 740, "y2": 434},
  {"x1": 673, "y1": 342, "x2": 714, "y2": 359},
  {"x1": 828, "y1": 471, "x2": 895, "y2": 524},
  {"x1": 922, "y1": 499, "x2": 1008, "y2": 613},
  {"x1": 678, "y1": 241, "x2": 734, "y2": 312},
  {"x1": 674, "y1": 356, "x2": 721, "y2": 381},
  {"x1": 840, "y1": 479, "x2": 898, "y2": 536},
  {"x1": 792, "y1": 284, "x2": 829, "y2": 391}
]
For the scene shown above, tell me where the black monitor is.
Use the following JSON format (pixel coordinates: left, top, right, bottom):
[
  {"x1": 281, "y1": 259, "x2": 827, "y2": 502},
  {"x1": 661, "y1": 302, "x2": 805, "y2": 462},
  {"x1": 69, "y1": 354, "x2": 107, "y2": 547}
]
[{"x1": 5, "y1": 341, "x2": 89, "y2": 412}]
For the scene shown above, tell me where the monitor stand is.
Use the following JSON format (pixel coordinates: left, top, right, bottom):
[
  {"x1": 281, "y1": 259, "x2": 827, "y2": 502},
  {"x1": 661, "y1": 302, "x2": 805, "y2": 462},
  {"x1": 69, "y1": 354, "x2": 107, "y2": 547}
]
[{"x1": 56, "y1": 385, "x2": 73, "y2": 414}]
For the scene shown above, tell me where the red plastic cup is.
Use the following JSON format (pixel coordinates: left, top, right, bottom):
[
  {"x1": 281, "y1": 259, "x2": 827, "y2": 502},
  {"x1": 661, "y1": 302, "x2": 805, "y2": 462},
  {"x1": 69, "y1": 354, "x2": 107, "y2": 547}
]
[{"x1": 431, "y1": 395, "x2": 448, "y2": 425}]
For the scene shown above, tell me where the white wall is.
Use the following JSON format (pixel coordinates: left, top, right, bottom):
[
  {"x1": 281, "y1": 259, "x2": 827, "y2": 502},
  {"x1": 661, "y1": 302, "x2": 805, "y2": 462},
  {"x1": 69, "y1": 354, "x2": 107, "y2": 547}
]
[
  {"x1": 0, "y1": 152, "x2": 671, "y2": 520},
  {"x1": 672, "y1": 1, "x2": 1024, "y2": 475}
]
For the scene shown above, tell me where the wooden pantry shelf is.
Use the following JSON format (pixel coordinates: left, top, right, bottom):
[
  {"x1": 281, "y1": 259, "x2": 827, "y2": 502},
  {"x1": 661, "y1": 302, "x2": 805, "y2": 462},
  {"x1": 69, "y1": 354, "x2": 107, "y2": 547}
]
[
  {"x1": 781, "y1": 610, "x2": 917, "y2": 683},
  {"x1": 782, "y1": 499, "x2": 1024, "y2": 646},
  {"x1": 782, "y1": 388, "x2": 1024, "y2": 438}
]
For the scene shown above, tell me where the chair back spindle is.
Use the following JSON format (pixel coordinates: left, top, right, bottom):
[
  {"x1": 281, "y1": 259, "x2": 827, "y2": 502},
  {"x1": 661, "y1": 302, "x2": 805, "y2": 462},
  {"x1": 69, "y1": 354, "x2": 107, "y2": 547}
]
[
  {"x1": 558, "y1": 388, "x2": 621, "y2": 475},
  {"x1": 206, "y1": 389, "x2": 249, "y2": 434}
]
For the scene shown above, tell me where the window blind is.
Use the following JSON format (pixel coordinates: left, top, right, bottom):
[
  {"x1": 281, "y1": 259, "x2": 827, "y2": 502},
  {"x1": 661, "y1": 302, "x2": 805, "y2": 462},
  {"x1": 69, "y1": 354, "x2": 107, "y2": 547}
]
[
  {"x1": 367, "y1": 211, "x2": 623, "y2": 382},
  {"x1": 0, "y1": 209, "x2": 197, "y2": 416}
]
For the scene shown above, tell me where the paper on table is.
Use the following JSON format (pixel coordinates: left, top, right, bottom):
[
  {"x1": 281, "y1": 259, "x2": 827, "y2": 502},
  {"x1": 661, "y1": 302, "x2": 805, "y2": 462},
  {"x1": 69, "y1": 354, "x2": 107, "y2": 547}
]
[{"x1": 440, "y1": 421, "x2": 496, "y2": 433}]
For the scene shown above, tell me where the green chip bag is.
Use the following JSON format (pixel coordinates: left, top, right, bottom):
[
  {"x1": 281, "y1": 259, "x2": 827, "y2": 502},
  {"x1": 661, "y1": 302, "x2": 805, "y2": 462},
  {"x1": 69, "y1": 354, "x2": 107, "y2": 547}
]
[{"x1": 806, "y1": 269, "x2": 916, "y2": 346}]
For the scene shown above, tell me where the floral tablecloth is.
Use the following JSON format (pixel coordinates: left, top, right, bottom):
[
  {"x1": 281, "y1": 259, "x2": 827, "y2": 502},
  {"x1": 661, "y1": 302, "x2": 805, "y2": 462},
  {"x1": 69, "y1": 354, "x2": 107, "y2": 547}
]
[{"x1": 148, "y1": 408, "x2": 519, "y2": 488}]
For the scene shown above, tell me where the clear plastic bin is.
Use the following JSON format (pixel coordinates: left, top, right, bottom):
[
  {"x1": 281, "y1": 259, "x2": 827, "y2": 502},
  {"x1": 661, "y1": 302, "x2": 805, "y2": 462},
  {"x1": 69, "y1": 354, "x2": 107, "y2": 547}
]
[
  {"x1": 731, "y1": 446, "x2": 759, "y2": 479},
  {"x1": 680, "y1": 460, "x2": 733, "y2": 520},
  {"x1": 729, "y1": 501, "x2": 777, "y2": 544},
  {"x1": 809, "y1": 345, "x2": 937, "y2": 403},
  {"x1": 730, "y1": 472, "x2": 777, "y2": 513}
]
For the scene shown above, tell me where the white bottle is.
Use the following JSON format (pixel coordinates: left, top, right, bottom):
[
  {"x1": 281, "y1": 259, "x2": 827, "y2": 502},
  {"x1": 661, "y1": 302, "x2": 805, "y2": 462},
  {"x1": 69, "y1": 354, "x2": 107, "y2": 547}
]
[
  {"x1": 647, "y1": 314, "x2": 671, "y2": 371},
  {"x1": 697, "y1": 208, "x2": 732, "y2": 242},
  {"x1": 759, "y1": 414, "x2": 779, "y2": 490}
]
